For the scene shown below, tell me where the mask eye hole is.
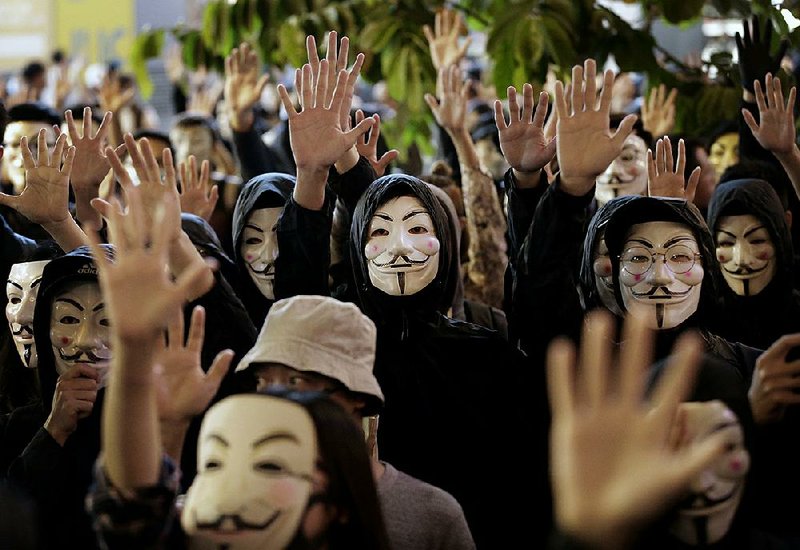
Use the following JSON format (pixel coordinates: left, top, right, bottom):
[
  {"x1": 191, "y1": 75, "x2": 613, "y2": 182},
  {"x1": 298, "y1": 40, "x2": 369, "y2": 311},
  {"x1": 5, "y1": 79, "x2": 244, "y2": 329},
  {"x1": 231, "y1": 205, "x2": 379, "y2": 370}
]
[{"x1": 370, "y1": 228, "x2": 389, "y2": 238}]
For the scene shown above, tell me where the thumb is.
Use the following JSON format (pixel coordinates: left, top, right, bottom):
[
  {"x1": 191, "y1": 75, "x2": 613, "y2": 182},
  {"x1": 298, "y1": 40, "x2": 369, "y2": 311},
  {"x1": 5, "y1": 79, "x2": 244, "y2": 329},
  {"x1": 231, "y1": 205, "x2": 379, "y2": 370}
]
[
  {"x1": 686, "y1": 167, "x2": 701, "y2": 203},
  {"x1": 610, "y1": 114, "x2": 638, "y2": 149},
  {"x1": 741, "y1": 109, "x2": 759, "y2": 136},
  {"x1": 376, "y1": 150, "x2": 399, "y2": 174},
  {"x1": 424, "y1": 93, "x2": 440, "y2": 114},
  {"x1": 0, "y1": 192, "x2": 19, "y2": 209},
  {"x1": 207, "y1": 349, "x2": 235, "y2": 389},
  {"x1": 343, "y1": 117, "x2": 374, "y2": 145}
]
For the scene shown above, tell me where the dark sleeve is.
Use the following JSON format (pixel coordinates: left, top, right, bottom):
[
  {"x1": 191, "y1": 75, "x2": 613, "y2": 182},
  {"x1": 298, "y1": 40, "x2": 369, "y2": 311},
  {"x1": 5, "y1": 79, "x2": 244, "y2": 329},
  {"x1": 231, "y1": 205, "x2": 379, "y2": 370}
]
[
  {"x1": 510, "y1": 176, "x2": 593, "y2": 359},
  {"x1": 232, "y1": 126, "x2": 290, "y2": 182},
  {"x1": 86, "y1": 454, "x2": 182, "y2": 550},
  {"x1": 504, "y1": 168, "x2": 549, "y2": 271},
  {"x1": 326, "y1": 155, "x2": 378, "y2": 215},
  {"x1": 7, "y1": 427, "x2": 66, "y2": 497},
  {"x1": 274, "y1": 193, "x2": 335, "y2": 299},
  {"x1": 0, "y1": 212, "x2": 37, "y2": 279}
]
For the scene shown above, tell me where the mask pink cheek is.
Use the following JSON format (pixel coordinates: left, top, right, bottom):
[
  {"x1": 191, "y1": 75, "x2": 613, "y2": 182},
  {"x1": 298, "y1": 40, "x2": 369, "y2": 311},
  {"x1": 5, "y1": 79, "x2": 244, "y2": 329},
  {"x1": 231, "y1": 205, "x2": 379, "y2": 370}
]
[
  {"x1": 681, "y1": 267, "x2": 704, "y2": 285},
  {"x1": 757, "y1": 252, "x2": 771, "y2": 261},
  {"x1": 364, "y1": 243, "x2": 383, "y2": 260},
  {"x1": 593, "y1": 259, "x2": 612, "y2": 277},
  {"x1": 245, "y1": 253, "x2": 254, "y2": 262},
  {"x1": 264, "y1": 479, "x2": 307, "y2": 508},
  {"x1": 421, "y1": 238, "x2": 440, "y2": 256}
]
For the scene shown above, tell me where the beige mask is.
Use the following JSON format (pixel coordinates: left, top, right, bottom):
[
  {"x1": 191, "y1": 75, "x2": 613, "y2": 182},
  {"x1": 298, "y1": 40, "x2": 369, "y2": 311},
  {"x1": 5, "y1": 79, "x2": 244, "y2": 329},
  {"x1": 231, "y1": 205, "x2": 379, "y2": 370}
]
[
  {"x1": 595, "y1": 134, "x2": 648, "y2": 207},
  {"x1": 241, "y1": 207, "x2": 282, "y2": 301},
  {"x1": 6, "y1": 260, "x2": 49, "y2": 368},
  {"x1": 715, "y1": 214, "x2": 776, "y2": 296}
]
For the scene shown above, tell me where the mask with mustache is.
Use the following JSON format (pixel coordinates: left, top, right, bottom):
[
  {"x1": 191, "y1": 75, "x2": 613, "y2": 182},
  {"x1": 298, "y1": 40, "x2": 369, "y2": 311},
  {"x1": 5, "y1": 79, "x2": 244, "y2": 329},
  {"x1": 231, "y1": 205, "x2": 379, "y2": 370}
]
[
  {"x1": 715, "y1": 214, "x2": 776, "y2": 297},
  {"x1": 6, "y1": 260, "x2": 49, "y2": 368},
  {"x1": 49, "y1": 281, "x2": 111, "y2": 385},
  {"x1": 595, "y1": 133, "x2": 648, "y2": 207},
  {"x1": 365, "y1": 195, "x2": 440, "y2": 296},
  {"x1": 241, "y1": 207, "x2": 282, "y2": 300}
]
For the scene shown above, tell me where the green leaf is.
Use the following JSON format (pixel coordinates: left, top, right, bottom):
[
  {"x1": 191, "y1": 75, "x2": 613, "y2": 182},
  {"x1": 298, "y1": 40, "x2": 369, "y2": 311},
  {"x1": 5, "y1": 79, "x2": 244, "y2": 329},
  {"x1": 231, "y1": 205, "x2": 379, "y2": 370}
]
[
  {"x1": 130, "y1": 29, "x2": 165, "y2": 99},
  {"x1": 660, "y1": 0, "x2": 705, "y2": 24},
  {"x1": 385, "y1": 45, "x2": 410, "y2": 102}
]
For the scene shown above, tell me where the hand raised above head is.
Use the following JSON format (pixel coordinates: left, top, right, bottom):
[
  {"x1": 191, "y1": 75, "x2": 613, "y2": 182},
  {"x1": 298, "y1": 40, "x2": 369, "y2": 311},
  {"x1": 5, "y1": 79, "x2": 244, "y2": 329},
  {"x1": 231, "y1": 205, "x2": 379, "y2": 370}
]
[
  {"x1": 493, "y1": 81, "x2": 555, "y2": 176},
  {"x1": 647, "y1": 136, "x2": 700, "y2": 202}
]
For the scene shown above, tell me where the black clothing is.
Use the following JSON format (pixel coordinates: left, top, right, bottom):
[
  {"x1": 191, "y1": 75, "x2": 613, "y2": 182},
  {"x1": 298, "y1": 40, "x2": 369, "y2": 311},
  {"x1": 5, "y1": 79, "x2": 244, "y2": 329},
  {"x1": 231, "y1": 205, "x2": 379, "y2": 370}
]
[
  {"x1": 349, "y1": 175, "x2": 550, "y2": 548},
  {"x1": 707, "y1": 178, "x2": 800, "y2": 349}
]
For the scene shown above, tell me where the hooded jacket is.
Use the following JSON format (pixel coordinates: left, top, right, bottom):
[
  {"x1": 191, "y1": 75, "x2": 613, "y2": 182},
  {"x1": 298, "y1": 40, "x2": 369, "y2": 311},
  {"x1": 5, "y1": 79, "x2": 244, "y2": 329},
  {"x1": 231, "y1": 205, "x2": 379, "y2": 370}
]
[
  {"x1": 8, "y1": 246, "x2": 110, "y2": 550},
  {"x1": 349, "y1": 174, "x2": 550, "y2": 548},
  {"x1": 706, "y1": 178, "x2": 800, "y2": 349},
  {"x1": 231, "y1": 173, "x2": 295, "y2": 328},
  {"x1": 603, "y1": 196, "x2": 760, "y2": 376}
]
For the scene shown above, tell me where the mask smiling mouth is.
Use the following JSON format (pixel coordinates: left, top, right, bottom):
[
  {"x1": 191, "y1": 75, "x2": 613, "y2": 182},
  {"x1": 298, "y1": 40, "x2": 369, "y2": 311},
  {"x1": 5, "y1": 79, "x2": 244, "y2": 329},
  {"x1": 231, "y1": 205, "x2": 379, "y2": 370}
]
[
  {"x1": 678, "y1": 486, "x2": 739, "y2": 516},
  {"x1": 11, "y1": 324, "x2": 34, "y2": 342},
  {"x1": 631, "y1": 286, "x2": 692, "y2": 302},
  {"x1": 248, "y1": 263, "x2": 275, "y2": 279},
  {"x1": 372, "y1": 255, "x2": 430, "y2": 272},
  {"x1": 57, "y1": 348, "x2": 109, "y2": 364},
  {"x1": 722, "y1": 264, "x2": 768, "y2": 279},
  {"x1": 195, "y1": 510, "x2": 280, "y2": 534}
]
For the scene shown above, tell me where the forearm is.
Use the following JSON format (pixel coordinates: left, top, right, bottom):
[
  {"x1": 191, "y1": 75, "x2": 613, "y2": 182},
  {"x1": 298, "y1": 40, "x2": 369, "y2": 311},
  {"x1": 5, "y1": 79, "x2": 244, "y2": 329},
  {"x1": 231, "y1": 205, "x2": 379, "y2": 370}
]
[
  {"x1": 74, "y1": 188, "x2": 103, "y2": 228},
  {"x1": 159, "y1": 420, "x2": 190, "y2": 464},
  {"x1": 293, "y1": 166, "x2": 329, "y2": 211},
  {"x1": 42, "y1": 217, "x2": 86, "y2": 252},
  {"x1": 774, "y1": 145, "x2": 800, "y2": 201},
  {"x1": 103, "y1": 340, "x2": 161, "y2": 490}
]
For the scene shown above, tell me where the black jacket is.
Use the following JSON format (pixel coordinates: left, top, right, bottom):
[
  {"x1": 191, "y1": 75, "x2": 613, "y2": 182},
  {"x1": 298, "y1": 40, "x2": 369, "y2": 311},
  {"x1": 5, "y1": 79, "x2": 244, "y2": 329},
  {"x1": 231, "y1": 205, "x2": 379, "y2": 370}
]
[
  {"x1": 7, "y1": 246, "x2": 109, "y2": 550},
  {"x1": 350, "y1": 174, "x2": 551, "y2": 548}
]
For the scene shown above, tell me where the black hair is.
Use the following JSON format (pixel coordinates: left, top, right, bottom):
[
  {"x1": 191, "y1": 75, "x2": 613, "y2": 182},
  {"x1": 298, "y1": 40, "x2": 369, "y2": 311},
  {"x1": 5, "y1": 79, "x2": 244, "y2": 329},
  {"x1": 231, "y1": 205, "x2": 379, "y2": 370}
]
[
  {"x1": 63, "y1": 103, "x2": 105, "y2": 126},
  {"x1": 7, "y1": 102, "x2": 61, "y2": 126},
  {"x1": 132, "y1": 129, "x2": 174, "y2": 153},
  {"x1": 611, "y1": 113, "x2": 653, "y2": 149},
  {"x1": 21, "y1": 62, "x2": 45, "y2": 83},
  {"x1": 170, "y1": 113, "x2": 221, "y2": 144},
  {"x1": 258, "y1": 389, "x2": 391, "y2": 550}
]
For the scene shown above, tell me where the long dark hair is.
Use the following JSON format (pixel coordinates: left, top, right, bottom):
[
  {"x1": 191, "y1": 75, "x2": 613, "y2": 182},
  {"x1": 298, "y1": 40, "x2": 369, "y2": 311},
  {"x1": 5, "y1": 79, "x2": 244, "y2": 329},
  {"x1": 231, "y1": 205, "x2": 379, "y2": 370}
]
[{"x1": 264, "y1": 390, "x2": 391, "y2": 550}]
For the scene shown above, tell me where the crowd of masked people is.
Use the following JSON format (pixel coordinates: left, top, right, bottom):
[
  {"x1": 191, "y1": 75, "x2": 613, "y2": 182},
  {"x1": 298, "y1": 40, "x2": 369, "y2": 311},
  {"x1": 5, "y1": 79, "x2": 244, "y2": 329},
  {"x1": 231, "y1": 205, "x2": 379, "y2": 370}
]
[{"x1": 1, "y1": 10, "x2": 800, "y2": 549}]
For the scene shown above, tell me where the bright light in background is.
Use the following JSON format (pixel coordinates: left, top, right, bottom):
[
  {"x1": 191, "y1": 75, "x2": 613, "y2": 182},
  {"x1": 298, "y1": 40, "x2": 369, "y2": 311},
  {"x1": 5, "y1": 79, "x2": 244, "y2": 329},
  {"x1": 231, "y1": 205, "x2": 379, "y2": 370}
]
[{"x1": 782, "y1": 9, "x2": 800, "y2": 31}]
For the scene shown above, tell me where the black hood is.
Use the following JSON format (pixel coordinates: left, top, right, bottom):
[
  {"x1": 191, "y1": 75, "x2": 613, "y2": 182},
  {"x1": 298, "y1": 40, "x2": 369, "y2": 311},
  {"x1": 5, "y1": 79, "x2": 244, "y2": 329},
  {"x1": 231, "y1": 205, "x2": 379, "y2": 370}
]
[
  {"x1": 604, "y1": 196, "x2": 722, "y2": 328},
  {"x1": 231, "y1": 173, "x2": 295, "y2": 326},
  {"x1": 706, "y1": 178, "x2": 794, "y2": 297},
  {"x1": 181, "y1": 212, "x2": 241, "y2": 292},
  {"x1": 425, "y1": 183, "x2": 464, "y2": 319},
  {"x1": 349, "y1": 174, "x2": 455, "y2": 325},
  {"x1": 579, "y1": 195, "x2": 638, "y2": 310},
  {"x1": 32, "y1": 245, "x2": 113, "y2": 414}
]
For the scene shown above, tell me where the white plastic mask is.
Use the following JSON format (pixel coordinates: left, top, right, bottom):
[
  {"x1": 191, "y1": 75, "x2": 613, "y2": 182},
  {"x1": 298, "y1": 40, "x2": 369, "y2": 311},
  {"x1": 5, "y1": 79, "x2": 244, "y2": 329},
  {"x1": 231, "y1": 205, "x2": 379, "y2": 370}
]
[
  {"x1": 365, "y1": 195, "x2": 440, "y2": 296},
  {"x1": 182, "y1": 394, "x2": 317, "y2": 550},
  {"x1": 595, "y1": 134, "x2": 648, "y2": 207},
  {"x1": 2, "y1": 121, "x2": 56, "y2": 194},
  {"x1": 6, "y1": 260, "x2": 49, "y2": 368},
  {"x1": 241, "y1": 207, "x2": 282, "y2": 301},
  {"x1": 592, "y1": 234, "x2": 623, "y2": 316},
  {"x1": 715, "y1": 214, "x2": 776, "y2": 297},
  {"x1": 618, "y1": 221, "x2": 704, "y2": 330},
  {"x1": 670, "y1": 401, "x2": 749, "y2": 546},
  {"x1": 49, "y1": 281, "x2": 111, "y2": 385},
  {"x1": 170, "y1": 125, "x2": 215, "y2": 167}
]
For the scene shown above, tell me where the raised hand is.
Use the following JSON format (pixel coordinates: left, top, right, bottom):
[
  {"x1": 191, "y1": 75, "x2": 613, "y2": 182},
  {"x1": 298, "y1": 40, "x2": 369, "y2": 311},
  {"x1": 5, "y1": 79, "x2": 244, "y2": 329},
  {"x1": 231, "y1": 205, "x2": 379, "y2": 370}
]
[
  {"x1": 749, "y1": 333, "x2": 800, "y2": 424},
  {"x1": 44, "y1": 364, "x2": 100, "y2": 446},
  {"x1": 555, "y1": 59, "x2": 637, "y2": 196},
  {"x1": 0, "y1": 130, "x2": 75, "y2": 226},
  {"x1": 742, "y1": 72, "x2": 797, "y2": 155},
  {"x1": 85, "y1": 184, "x2": 210, "y2": 344},
  {"x1": 548, "y1": 310, "x2": 726, "y2": 550},
  {"x1": 224, "y1": 42, "x2": 269, "y2": 132},
  {"x1": 641, "y1": 84, "x2": 677, "y2": 138},
  {"x1": 354, "y1": 110, "x2": 398, "y2": 177},
  {"x1": 426, "y1": 65, "x2": 470, "y2": 133},
  {"x1": 155, "y1": 306, "x2": 233, "y2": 424},
  {"x1": 423, "y1": 7, "x2": 472, "y2": 70},
  {"x1": 58, "y1": 107, "x2": 122, "y2": 193},
  {"x1": 493, "y1": 82, "x2": 556, "y2": 178},
  {"x1": 647, "y1": 136, "x2": 700, "y2": 202},
  {"x1": 278, "y1": 57, "x2": 373, "y2": 179},
  {"x1": 736, "y1": 14, "x2": 789, "y2": 93},
  {"x1": 98, "y1": 73, "x2": 135, "y2": 113},
  {"x1": 179, "y1": 155, "x2": 218, "y2": 221}
]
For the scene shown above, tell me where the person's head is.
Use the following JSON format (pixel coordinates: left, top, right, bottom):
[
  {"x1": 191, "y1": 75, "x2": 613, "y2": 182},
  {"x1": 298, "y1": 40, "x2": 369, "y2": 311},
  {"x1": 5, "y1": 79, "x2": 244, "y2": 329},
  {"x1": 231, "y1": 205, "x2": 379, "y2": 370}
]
[
  {"x1": 351, "y1": 175, "x2": 454, "y2": 318},
  {"x1": 32, "y1": 246, "x2": 113, "y2": 407},
  {"x1": 595, "y1": 117, "x2": 653, "y2": 207},
  {"x1": 719, "y1": 159, "x2": 793, "y2": 221},
  {"x1": 235, "y1": 295, "x2": 384, "y2": 420},
  {"x1": 649, "y1": 355, "x2": 753, "y2": 546},
  {"x1": 129, "y1": 129, "x2": 173, "y2": 171},
  {"x1": 604, "y1": 197, "x2": 721, "y2": 330},
  {"x1": 6, "y1": 260, "x2": 51, "y2": 368},
  {"x1": 232, "y1": 173, "x2": 295, "y2": 307},
  {"x1": 707, "y1": 179, "x2": 793, "y2": 297},
  {"x1": 181, "y1": 390, "x2": 390, "y2": 550},
  {"x1": 707, "y1": 121, "x2": 739, "y2": 180},
  {"x1": 169, "y1": 113, "x2": 220, "y2": 167},
  {"x1": 2, "y1": 103, "x2": 60, "y2": 193},
  {"x1": 471, "y1": 108, "x2": 507, "y2": 180},
  {"x1": 21, "y1": 62, "x2": 46, "y2": 91},
  {"x1": 579, "y1": 196, "x2": 639, "y2": 316}
]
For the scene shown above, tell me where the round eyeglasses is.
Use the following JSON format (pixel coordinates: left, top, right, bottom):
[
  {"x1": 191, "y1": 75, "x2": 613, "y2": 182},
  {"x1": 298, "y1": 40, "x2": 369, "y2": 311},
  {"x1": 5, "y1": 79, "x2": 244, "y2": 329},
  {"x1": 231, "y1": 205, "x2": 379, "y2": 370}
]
[{"x1": 619, "y1": 244, "x2": 701, "y2": 276}]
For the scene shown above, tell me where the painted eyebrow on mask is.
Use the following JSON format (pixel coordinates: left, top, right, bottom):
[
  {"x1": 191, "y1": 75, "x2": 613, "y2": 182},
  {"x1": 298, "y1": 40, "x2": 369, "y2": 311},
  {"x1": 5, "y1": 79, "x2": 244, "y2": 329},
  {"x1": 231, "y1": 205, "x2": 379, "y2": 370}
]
[
  {"x1": 707, "y1": 421, "x2": 738, "y2": 436},
  {"x1": 92, "y1": 303, "x2": 105, "y2": 312},
  {"x1": 718, "y1": 230, "x2": 736, "y2": 238},
  {"x1": 402, "y1": 210, "x2": 429, "y2": 221},
  {"x1": 744, "y1": 225, "x2": 767, "y2": 238},
  {"x1": 31, "y1": 278, "x2": 42, "y2": 288},
  {"x1": 663, "y1": 236, "x2": 696, "y2": 248},
  {"x1": 252, "y1": 432, "x2": 300, "y2": 449},
  {"x1": 244, "y1": 224, "x2": 264, "y2": 233},
  {"x1": 7, "y1": 280, "x2": 22, "y2": 290},
  {"x1": 55, "y1": 298, "x2": 83, "y2": 310},
  {"x1": 206, "y1": 433, "x2": 229, "y2": 447},
  {"x1": 374, "y1": 212, "x2": 392, "y2": 221}
]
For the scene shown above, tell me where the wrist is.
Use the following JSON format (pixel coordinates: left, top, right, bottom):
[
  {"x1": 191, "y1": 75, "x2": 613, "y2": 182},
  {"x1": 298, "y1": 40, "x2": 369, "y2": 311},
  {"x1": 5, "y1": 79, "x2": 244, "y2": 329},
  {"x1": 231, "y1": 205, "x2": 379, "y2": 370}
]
[
  {"x1": 44, "y1": 419, "x2": 70, "y2": 447},
  {"x1": 334, "y1": 147, "x2": 360, "y2": 174},
  {"x1": 560, "y1": 175, "x2": 598, "y2": 197},
  {"x1": 774, "y1": 144, "x2": 800, "y2": 164},
  {"x1": 230, "y1": 109, "x2": 255, "y2": 133},
  {"x1": 293, "y1": 166, "x2": 329, "y2": 211},
  {"x1": 512, "y1": 168, "x2": 543, "y2": 190}
]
